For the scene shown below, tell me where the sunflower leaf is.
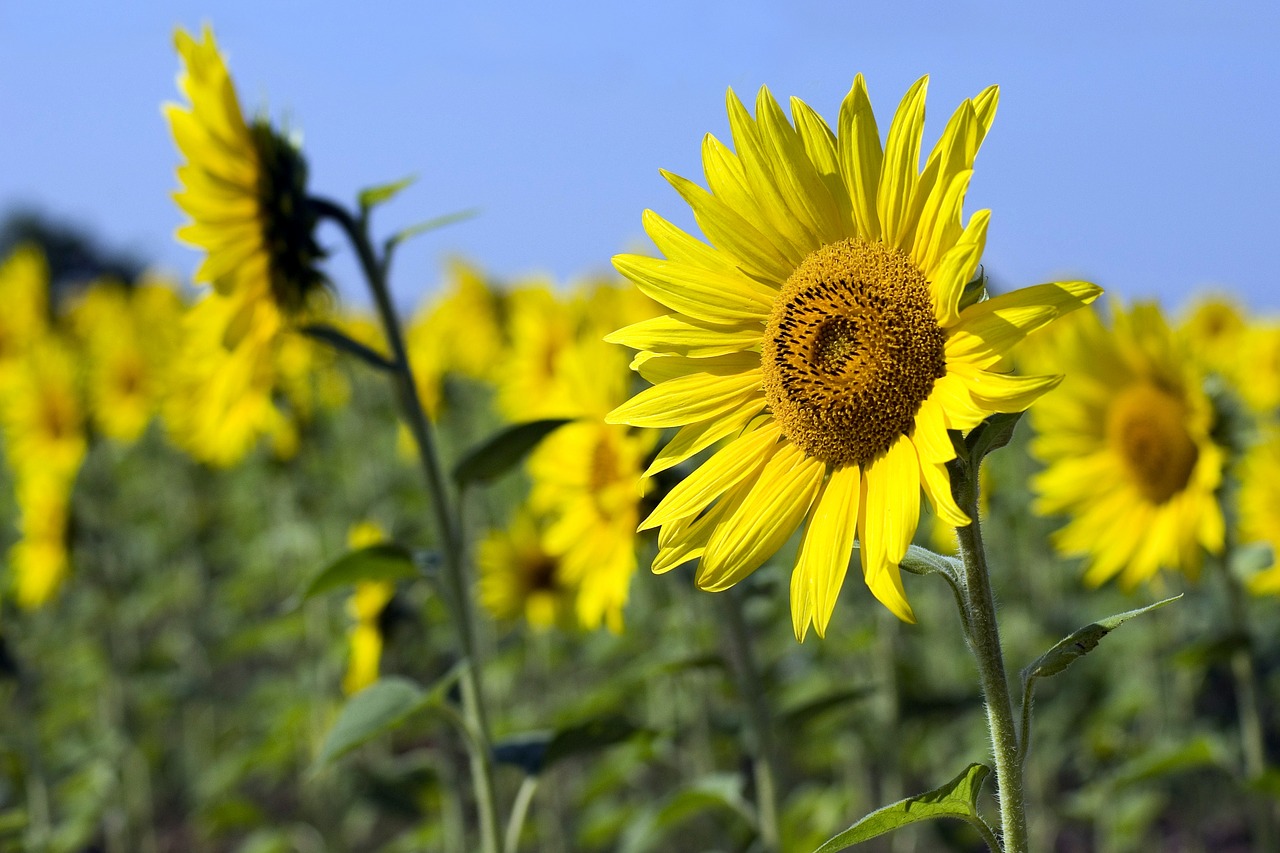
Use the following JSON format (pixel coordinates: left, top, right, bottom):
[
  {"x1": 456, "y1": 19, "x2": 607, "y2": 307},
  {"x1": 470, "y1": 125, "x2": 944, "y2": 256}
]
[
  {"x1": 385, "y1": 208, "x2": 481, "y2": 252},
  {"x1": 965, "y1": 411, "x2": 1024, "y2": 466},
  {"x1": 618, "y1": 773, "x2": 757, "y2": 853},
  {"x1": 313, "y1": 677, "x2": 427, "y2": 768},
  {"x1": 357, "y1": 175, "x2": 417, "y2": 213},
  {"x1": 303, "y1": 544, "x2": 420, "y2": 600},
  {"x1": 813, "y1": 763, "x2": 996, "y2": 851},
  {"x1": 1021, "y1": 595, "x2": 1182, "y2": 687},
  {"x1": 299, "y1": 323, "x2": 396, "y2": 372},
  {"x1": 495, "y1": 715, "x2": 643, "y2": 776},
  {"x1": 453, "y1": 418, "x2": 575, "y2": 487}
]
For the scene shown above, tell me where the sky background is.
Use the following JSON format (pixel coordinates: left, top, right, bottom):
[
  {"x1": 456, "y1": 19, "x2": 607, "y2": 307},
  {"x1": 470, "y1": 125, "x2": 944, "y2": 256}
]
[{"x1": 2, "y1": 2, "x2": 1279, "y2": 312}]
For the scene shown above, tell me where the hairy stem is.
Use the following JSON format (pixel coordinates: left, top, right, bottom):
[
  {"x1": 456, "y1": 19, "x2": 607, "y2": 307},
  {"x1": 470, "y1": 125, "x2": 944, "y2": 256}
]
[{"x1": 954, "y1": 464, "x2": 1027, "y2": 853}]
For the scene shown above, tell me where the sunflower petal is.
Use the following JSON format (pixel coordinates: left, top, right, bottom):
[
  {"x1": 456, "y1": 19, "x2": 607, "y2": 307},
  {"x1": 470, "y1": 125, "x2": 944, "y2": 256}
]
[
  {"x1": 641, "y1": 423, "x2": 780, "y2": 530},
  {"x1": 947, "y1": 281, "x2": 1103, "y2": 368},
  {"x1": 793, "y1": 464, "x2": 861, "y2": 639},
  {"x1": 837, "y1": 74, "x2": 883, "y2": 240},
  {"x1": 698, "y1": 441, "x2": 825, "y2": 591},
  {"x1": 858, "y1": 436, "x2": 919, "y2": 623},
  {"x1": 877, "y1": 75, "x2": 928, "y2": 250}
]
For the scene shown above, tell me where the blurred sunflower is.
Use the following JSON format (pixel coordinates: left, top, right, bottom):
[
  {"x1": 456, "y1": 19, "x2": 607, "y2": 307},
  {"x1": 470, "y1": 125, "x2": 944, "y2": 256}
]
[
  {"x1": 342, "y1": 521, "x2": 395, "y2": 695},
  {"x1": 9, "y1": 474, "x2": 72, "y2": 609},
  {"x1": 528, "y1": 335, "x2": 655, "y2": 631},
  {"x1": 2, "y1": 336, "x2": 86, "y2": 483},
  {"x1": 1238, "y1": 429, "x2": 1280, "y2": 594},
  {"x1": 69, "y1": 282, "x2": 162, "y2": 444},
  {"x1": 1179, "y1": 294, "x2": 1245, "y2": 379},
  {"x1": 1027, "y1": 302, "x2": 1224, "y2": 588},
  {"x1": 476, "y1": 511, "x2": 575, "y2": 631},
  {"x1": 0, "y1": 245, "x2": 52, "y2": 383},
  {"x1": 606, "y1": 77, "x2": 1099, "y2": 638},
  {"x1": 1235, "y1": 322, "x2": 1280, "y2": 416},
  {"x1": 496, "y1": 282, "x2": 579, "y2": 420},
  {"x1": 166, "y1": 25, "x2": 325, "y2": 317}
]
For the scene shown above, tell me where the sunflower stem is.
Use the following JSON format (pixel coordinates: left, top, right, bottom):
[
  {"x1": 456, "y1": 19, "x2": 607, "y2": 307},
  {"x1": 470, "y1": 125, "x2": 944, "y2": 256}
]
[
  {"x1": 715, "y1": 588, "x2": 781, "y2": 851},
  {"x1": 954, "y1": 464, "x2": 1027, "y2": 853},
  {"x1": 311, "y1": 196, "x2": 501, "y2": 853},
  {"x1": 1218, "y1": 538, "x2": 1274, "y2": 848}
]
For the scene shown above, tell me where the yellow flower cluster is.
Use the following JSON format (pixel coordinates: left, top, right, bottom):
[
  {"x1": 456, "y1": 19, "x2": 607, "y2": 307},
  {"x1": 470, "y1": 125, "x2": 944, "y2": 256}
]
[{"x1": 402, "y1": 263, "x2": 660, "y2": 632}]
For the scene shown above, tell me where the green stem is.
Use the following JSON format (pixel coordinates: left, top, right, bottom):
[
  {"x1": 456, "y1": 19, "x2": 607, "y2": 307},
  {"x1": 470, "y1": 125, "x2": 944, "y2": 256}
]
[
  {"x1": 954, "y1": 467, "x2": 1027, "y2": 853},
  {"x1": 1218, "y1": 543, "x2": 1273, "y2": 848},
  {"x1": 312, "y1": 197, "x2": 501, "y2": 853},
  {"x1": 714, "y1": 589, "x2": 780, "y2": 851},
  {"x1": 503, "y1": 775, "x2": 539, "y2": 853}
]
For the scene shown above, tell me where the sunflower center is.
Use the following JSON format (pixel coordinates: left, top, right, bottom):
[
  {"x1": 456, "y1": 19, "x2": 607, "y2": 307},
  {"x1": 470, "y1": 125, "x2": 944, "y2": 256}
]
[
  {"x1": 761, "y1": 238, "x2": 947, "y2": 469},
  {"x1": 1106, "y1": 382, "x2": 1199, "y2": 504},
  {"x1": 524, "y1": 554, "x2": 560, "y2": 594}
]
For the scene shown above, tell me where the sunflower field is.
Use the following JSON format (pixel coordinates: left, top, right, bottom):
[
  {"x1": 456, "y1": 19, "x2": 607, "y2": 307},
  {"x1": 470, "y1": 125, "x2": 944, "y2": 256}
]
[{"x1": 3, "y1": 21, "x2": 1280, "y2": 853}]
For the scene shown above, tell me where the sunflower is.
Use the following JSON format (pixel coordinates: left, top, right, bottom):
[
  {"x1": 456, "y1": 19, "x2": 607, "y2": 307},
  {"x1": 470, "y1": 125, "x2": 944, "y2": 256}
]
[
  {"x1": 1238, "y1": 429, "x2": 1280, "y2": 594},
  {"x1": 605, "y1": 77, "x2": 1099, "y2": 639},
  {"x1": 0, "y1": 245, "x2": 51, "y2": 381},
  {"x1": 476, "y1": 511, "x2": 575, "y2": 630},
  {"x1": 1179, "y1": 293, "x2": 1245, "y2": 380},
  {"x1": 527, "y1": 333, "x2": 655, "y2": 631},
  {"x1": 1027, "y1": 302, "x2": 1224, "y2": 588},
  {"x1": 166, "y1": 25, "x2": 324, "y2": 316},
  {"x1": 342, "y1": 521, "x2": 395, "y2": 694}
]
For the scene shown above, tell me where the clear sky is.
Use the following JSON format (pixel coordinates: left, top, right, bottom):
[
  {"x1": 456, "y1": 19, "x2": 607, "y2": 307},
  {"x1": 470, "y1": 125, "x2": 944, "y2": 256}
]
[{"x1": 3, "y1": 2, "x2": 1278, "y2": 312}]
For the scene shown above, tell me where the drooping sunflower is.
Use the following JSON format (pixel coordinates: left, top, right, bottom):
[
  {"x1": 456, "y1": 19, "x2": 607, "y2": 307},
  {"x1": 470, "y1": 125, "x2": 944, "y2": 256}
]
[
  {"x1": 166, "y1": 25, "x2": 325, "y2": 316},
  {"x1": 1027, "y1": 302, "x2": 1224, "y2": 588},
  {"x1": 605, "y1": 77, "x2": 1100, "y2": 639}
]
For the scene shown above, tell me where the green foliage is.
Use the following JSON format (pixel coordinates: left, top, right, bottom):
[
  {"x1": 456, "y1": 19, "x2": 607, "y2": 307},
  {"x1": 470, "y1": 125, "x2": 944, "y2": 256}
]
[
  {"x1": 315, "y1": 676, "x2": 443, "y2": 768},
  {"x1": 1022, "y1": 596, "x2": 1181, "y2": 686},
  {"x1": 357, "y1": 175, "x2": 417, "y2": 214},
  {"x1": 813, "y1": 764, "x2": 995, "y2": 851},
  {"x1": 303, "y1": 543, "x2": 421, "y2": 600},
  {"x1": 452, "y1": 418, "x2": 574, "y2": 486}
]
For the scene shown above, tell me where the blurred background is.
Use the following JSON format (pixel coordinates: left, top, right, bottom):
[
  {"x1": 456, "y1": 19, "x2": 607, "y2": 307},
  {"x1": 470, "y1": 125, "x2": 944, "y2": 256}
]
[{"x1": 3, "y1": 0, "x2": 1279, "y2": 308}]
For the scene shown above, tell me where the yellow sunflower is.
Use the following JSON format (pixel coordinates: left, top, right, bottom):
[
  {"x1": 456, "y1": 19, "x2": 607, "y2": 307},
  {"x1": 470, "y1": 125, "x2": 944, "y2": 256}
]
[
  {"x1": 605, "y1": 77, "x2": 1100, "y2": 639},
  {"x1": 1179, "y1": 293, "x2": 1245, "y2": 380},
  {"x1": 476, "y1": 511, "x2": 575, "y2": 631},
  {"x1": 1234, "y1": 322, "x2": 1280, "y2": 416},
  {"x1": 0, "y1": 245, "x2": 51, "y2": 380},
  {"x1": 9, "y1": 473, "x2": 72, "y2": 609},
  {"x1": 166, "y1": 25, "x2": 324, "y2": 316},
  {"x1": 342, "y1": 521, "x2": 395, "y2": 694},
  {"x1": 527, "y1": 334, "x2": 654, "y2": 631},
  {"x1": 1027, "y1": 302, "x2": 1224, "y2": 588},
  {"x1": 1238, "y1": 429, "x2": 1280, "y2": 594},
  {"x1": 69, "y1": 281, "x2": 161, "y2": 444}
]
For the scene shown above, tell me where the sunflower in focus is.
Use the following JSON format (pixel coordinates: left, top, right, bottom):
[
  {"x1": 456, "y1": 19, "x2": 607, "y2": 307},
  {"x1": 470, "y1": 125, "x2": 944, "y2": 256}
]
[
  {"x1": 606, "y1": 77, "x2": 1099, "y2": 639},
  {"x1": 166, "y1": 25, "x2": 325, "y2": 316},
  {"x1": 1027, "y1": 302, "x2": 1224, "y2": 588}
]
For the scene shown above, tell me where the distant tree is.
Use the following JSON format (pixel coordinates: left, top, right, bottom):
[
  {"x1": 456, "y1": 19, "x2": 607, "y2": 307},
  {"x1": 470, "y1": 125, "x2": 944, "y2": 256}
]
[{"x1": 0, "y1": 208, "x2": 144, "y2": 304}]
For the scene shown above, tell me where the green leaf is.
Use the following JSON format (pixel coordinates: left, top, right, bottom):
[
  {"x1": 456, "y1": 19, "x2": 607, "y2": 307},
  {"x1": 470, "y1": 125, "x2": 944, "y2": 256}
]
[
  {"x1": 493, "y1": 715, "x2": 643, "y2": 776},
  {"x1": 964, "y1": 411, "x2": 1025, "y2": 466},
  {"x1": 1109, "y1": 736, "x2": 1226, "y2": 790},
  {"x1": 618, "y1": 774, "x2": 756, "y2": 853},
  {"x1": 453, "y1": 418, "x2": 574, "y2": 486},
  {"x1": 958, "y1": 265, "x2": 987, "y2": 311},
  {"x1": 313, "y1": 677, "x2": 429, "y2": 767},
  {"x1": 358, "y1": 175, "x2": 416, "y2": 212},
  {"x1": 814, "y1": 763, "x2": 994, "y2": 852},
  {"x1": 1021, "y1": 596, "x2": 1181, "y2": 686},
  {"x1": 386, "y1": 208, "x2": 480, "y2": 251},
  {"x1": 299, "y1": 323, "x2": 396, "y2": 372},
  {"x1": 303, "y1": 544, "x2": 419, "y2": 600}
]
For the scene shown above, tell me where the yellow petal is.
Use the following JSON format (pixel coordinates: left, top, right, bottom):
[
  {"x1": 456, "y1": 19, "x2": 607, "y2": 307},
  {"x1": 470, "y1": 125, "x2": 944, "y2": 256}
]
[
  {"x1": 606, "y1": 369, "x2": 763, "y2": 428},
  {"x1": 858, "y1": 436, "x2": 919, "y2": 623},
  {"x1": 877, "y1": 76, "x2": 928, "y2": 250},
  {"x1": 606, "y1": 313, "x2": 762, "y2": 358},
  {"x1": 697, "y1": 440, "x2": 825, "y2": 591},
  {"x1": 837, "y1": 74, "x2": 883, "y2": 240},
  {"x1": 643, "y1": 399, "x2": 766, "y2": 478},
  {"x1": 612, "y1": 253, "x2": 774, "y2": 324},
  {"x1": 793, "y1": 463, "x2": 861, "y2": 639},
  {"x1": 641, "y1": 423, "x2": 780, "y2": 530},
  {"x1": 947, "y1": 281, "x2": 1103, "y2": 368}
]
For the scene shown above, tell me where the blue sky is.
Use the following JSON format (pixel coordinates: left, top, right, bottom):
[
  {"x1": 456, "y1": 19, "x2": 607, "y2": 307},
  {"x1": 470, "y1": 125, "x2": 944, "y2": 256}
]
[{"x1": 2, "y1": 2, "x2": 1278, "y2": 311}]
